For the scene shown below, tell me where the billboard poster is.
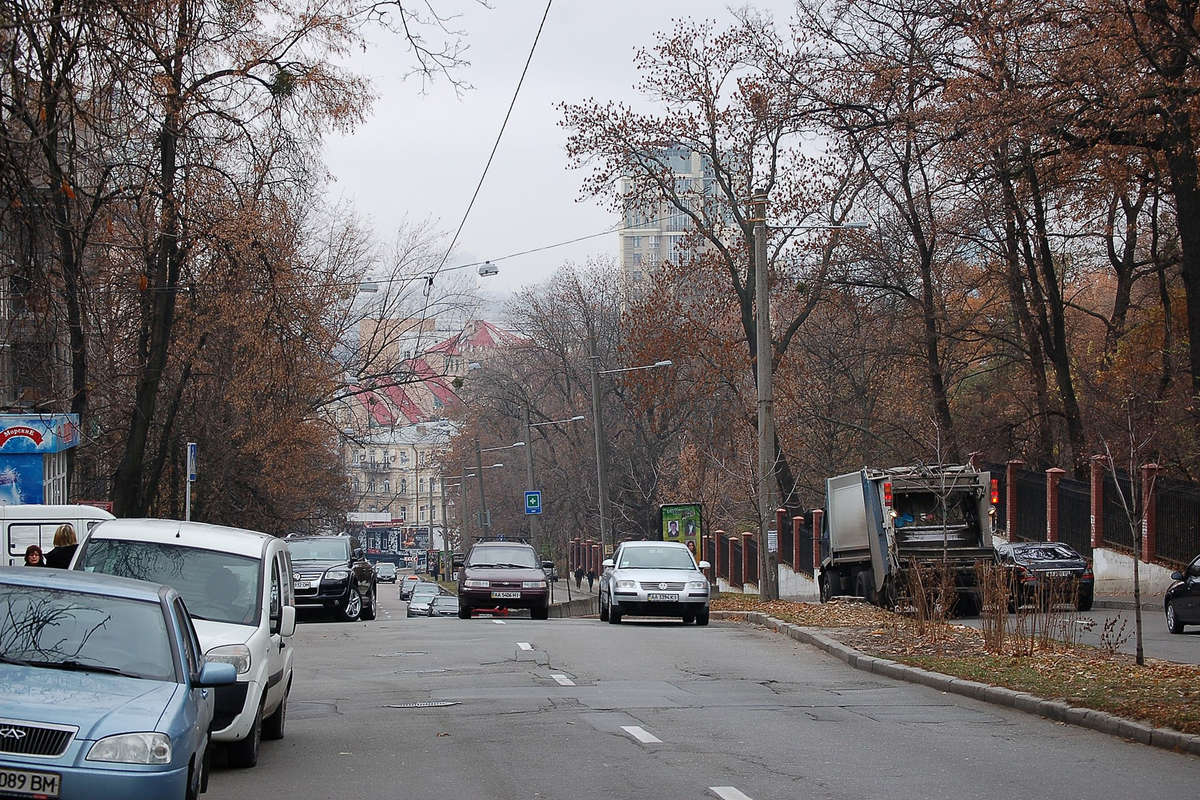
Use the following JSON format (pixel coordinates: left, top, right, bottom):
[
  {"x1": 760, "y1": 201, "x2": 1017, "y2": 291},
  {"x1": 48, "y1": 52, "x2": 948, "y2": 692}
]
[
  {"x1": 0, "y1": 414, "x2": 79, "y2": 453},
  {"x1": 660, "y1": 503, "x2": 702, "y2": 560},
  {"x1": 0, "y1": 454, "x2": 43, "y2": 505}
]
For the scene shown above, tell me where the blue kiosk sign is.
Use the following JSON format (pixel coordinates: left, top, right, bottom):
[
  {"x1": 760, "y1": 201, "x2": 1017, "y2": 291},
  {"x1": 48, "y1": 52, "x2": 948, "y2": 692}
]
[{"x1": 0, "y1": 414, "x2": 81, "y2": 504}]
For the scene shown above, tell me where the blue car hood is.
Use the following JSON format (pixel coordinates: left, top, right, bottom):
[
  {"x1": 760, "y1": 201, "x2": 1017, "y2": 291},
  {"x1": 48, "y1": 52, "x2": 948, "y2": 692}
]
[{"x1": 0, "y1": 664, "x2": 180, "y2": 740}]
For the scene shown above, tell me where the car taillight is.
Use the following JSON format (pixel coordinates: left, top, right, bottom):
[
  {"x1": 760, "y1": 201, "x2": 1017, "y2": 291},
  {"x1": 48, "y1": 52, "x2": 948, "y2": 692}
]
[
  {"x1": 883, "y1": 482, "x2": 893, "y2": 506},
  {"x1": 990, "y1": 478, "x2": 1000, "y2": 506}
]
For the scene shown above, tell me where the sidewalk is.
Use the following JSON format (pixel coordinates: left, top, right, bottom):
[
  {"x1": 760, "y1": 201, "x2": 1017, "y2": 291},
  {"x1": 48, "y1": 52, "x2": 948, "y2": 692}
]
[
  {"x1": 1094, "y1": 591, "x2": 1165, "y2": 611},
  {"x1": 548, "y1": 576, "x2": 599, "y2": 617}
]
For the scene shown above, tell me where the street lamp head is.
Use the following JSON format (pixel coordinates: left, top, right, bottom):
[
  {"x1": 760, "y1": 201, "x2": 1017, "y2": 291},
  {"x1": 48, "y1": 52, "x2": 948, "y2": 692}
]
[
  {"x1": 570, "y1": 415, "x2": 586, "y2": 421},
  {"x1": 490, "y1": 462, "x2": 504, "y2": 468},
  {"x1": 653, "y1": 360, "x2": 673, "y2": 368},
  {"x1": 840, "y1": 221, "x2": 871, "y2": 229},
  {"x1": 510, "y1": 441, "x2": 527, "y2": 448}
]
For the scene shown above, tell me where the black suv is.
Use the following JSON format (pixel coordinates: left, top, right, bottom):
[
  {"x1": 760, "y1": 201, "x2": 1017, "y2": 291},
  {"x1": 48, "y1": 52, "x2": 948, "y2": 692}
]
[
  {"x1": 457, "y1": 539, "x2": 550, "y2": 619},
  {"x1": 286, "y1": 535, "x2": 377, "y2": 621}
]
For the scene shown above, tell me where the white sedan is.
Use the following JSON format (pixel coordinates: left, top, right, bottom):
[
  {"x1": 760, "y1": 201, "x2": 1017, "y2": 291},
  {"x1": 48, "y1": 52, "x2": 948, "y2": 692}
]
[{"x1": 599, "y1": 540, "x2": 711, "y2": 625}]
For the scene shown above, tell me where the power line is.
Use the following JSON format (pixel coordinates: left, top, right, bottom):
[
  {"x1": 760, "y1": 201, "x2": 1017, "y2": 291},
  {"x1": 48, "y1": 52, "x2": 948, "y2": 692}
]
[{"x1": 432, "y1": 0, "x2": 554, "y2": 279}]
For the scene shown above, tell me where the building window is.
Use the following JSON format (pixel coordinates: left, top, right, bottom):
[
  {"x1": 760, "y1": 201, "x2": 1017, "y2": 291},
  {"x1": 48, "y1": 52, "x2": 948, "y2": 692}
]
[
  {"x1": 400, "y1": 506, "x2": 408, "y2": 520},
  {"x1": 419, "y1": 477, "x2": 426, "y2": 493},
  {"x1": 399, "y1": 478, "x2": 407, "y2": 494},
  {"x1": 419, "y1": 505, "x2": 427, "y2": 522},
  {"x1": 367, "y1": 481, "x2": 376, "y2": 494},
  {"x1": 399, "y1": 451, "x2": 409, "y2": 465},
  {"x1": 353, "y1": 478, "x2": 359, "y2": 492},
  {"x1": 383, "y1": 480, "x2": 390, "y2": 493}
]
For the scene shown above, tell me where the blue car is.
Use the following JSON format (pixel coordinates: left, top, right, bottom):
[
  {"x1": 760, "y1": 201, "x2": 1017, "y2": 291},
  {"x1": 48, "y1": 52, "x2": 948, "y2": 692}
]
[{"x1": 0, "y1": 566, "x2": 236, "y2": 800}]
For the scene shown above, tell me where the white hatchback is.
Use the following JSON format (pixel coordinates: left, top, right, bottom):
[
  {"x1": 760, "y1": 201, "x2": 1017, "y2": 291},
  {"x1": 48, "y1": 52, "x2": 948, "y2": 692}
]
[
  {"x1": 600, "y1": 540, "x2": 712, "y2": 625},
  {"x1": 73, "y1": 519, "x2": 296, "y2": 768}
]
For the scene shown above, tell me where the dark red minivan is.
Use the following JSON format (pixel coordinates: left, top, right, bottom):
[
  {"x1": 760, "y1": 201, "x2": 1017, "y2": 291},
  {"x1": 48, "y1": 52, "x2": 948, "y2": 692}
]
[{"x1": 457, "y1": 540, "x2": 550, "y2": 619}]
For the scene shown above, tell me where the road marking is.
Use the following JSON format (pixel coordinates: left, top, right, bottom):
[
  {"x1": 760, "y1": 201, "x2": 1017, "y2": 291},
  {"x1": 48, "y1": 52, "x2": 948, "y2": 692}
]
[
  {"x1": 709, "y1": 788, "x2": 754, "y2": 800},
  {"x1": 551, "y1": 674, "x2": 575, "y2": 686},
  {"x1": 620, "y1": 725, "x2": 661, "y2": 744},
  {"x1": 492, "y1": 620, "x2": 506, "y2": 625},
  {"x1": 517, "y1": 642, "x2": 533, "y2": 650}
]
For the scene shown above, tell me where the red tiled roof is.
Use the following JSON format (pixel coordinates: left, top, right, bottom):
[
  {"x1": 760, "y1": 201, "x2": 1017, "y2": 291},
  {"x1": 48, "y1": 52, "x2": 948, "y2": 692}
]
[
  {"x1": 430, "y1": 320, "x2": 523, "y2": 355},
  {"x1": 380, "y1": 383, "x2": 425, "y2": 424},
  {"x1": 351, "y1": 386, "x2": 396, "y2": 426},
  {"x1": 407, "y1": 358, "x2": 460, "y2": 407}
]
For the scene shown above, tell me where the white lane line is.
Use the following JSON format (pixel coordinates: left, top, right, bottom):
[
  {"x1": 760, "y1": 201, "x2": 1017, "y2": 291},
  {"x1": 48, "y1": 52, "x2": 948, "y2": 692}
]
[
  {"x1": 492, "y1": 620, "x2": 506, "y2": 625},
  {"x1": 517, "y1": 642, "x2": 533, "y2": 651},
  {"x1": 620, "y1": 725, "x2": 661, "y2": 744},
  {"x1": 551, "y1": 674, "x2": 575, "y2": 686},
  {"x1": 709, "y1": 788, "x2": 754, "y2": 800}
]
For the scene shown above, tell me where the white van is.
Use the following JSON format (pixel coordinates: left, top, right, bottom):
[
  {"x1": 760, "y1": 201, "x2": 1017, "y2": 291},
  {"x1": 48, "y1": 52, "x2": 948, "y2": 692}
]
[
  {"x1": 1, "y1": 503, "x2": 114, "y2": 565},
  {"x1": 73, "y1": 519, "x2": 296, "y2": 769}
]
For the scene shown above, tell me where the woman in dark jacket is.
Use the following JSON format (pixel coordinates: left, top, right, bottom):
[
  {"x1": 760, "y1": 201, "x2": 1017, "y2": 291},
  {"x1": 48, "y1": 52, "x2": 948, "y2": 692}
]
[
  {"x1": 24, "y1": 544, "x2": 45, "y2": 566},
  {"x1": 44, "y1": 524, "x2": 78, "y2": 568}
]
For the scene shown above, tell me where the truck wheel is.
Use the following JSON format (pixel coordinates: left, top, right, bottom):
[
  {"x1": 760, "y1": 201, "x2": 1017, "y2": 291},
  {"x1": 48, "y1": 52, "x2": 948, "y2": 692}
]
[
  {"x1": 855, "y1": 572, "x2": 876, "y2": 604},
  {"x1": 826, "y1": 570, "x2": 843, "y2": 598}
]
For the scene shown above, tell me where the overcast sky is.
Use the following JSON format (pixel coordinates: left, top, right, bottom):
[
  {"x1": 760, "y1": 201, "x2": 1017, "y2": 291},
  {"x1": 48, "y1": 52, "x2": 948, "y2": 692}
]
[{"x1": 323, "y1": 0, "x2": 796, "y2": 302}]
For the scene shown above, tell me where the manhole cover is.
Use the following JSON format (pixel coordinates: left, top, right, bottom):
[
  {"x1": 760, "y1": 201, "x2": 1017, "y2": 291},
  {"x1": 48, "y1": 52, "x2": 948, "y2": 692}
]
[{"x1": 384, "y1": 701, "x2": 460, "y2": 709}]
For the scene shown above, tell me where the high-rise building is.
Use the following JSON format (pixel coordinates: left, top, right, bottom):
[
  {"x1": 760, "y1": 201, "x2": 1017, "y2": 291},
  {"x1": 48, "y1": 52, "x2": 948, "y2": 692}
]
[{"x1": 618, "y1": 146, "x2": 717, "y2": 299}]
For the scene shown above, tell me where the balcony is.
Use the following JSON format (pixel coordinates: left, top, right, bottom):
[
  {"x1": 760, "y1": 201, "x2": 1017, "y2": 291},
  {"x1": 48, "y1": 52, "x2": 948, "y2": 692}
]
[{"x1": 359, "y1": 460, "x2": 391, "y2": 474}]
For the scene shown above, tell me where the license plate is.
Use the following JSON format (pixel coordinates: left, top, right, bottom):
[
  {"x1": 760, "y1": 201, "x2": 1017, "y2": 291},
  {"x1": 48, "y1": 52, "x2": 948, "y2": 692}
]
[
  {"x1": 1044, "y1": 570, "x2": 1073, "y2": 578},
  {"x1": 491, "y1": 591, "x2": 521, "y2": 599},
  {"x1": 647, "y1": 593, "x2": 679, "y2": 601},
  {"x1": 294, "y1": 580, "x2": 312, "y2": 590},
  {"x1": 0, "y1": 767, "x2": 60, "y2": 798}
]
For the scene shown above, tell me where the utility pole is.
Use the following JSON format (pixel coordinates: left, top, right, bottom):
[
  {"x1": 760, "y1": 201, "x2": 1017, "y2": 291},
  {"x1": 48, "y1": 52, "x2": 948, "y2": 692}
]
[
  {"x1": 589, "y1": 333, "x2": 611, "y2": 558},
  {"x1": 474, "y1": 436, "x2": 488, "y2": 542},
  {"x1": 525, "y1": 408, "x2": 538, "y2": 552},
  {"x1": 752, "y1": 191, "x2": 780, "y2": 600}
]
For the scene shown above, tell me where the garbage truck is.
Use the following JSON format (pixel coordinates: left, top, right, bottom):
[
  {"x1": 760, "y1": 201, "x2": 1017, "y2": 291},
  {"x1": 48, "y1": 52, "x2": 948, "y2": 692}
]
[{"x1": 818, "y1": 465, "x2": 998, "y2": 611}]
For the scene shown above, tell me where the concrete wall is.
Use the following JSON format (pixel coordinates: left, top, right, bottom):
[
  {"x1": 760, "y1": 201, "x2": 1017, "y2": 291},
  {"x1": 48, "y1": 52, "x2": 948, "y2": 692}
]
[
  {"x1": 779, "y1": 563, "x2": 819, "y2": 601},
  {"x1": 1093, "y1": 547, "x2": 1177, "y2": 598},
  {"x1": 550, "y1": 595, "x2": 598, "y2": 618}
]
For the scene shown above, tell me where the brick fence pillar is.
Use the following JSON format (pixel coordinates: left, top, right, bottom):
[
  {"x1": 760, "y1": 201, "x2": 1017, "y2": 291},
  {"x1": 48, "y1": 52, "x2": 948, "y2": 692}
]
[
  {"x1": 591, "y1": 543, "x2": 601, "y2": 574},
  {"x1": 1090, "y1": 456, "x2": 1106, "y2": 548},
  {"x1": 1046, "y1": 467, "x2": 1065, "y2": 542},
  {"x1": 1006, "y1": 459, "x2": 1024, "y2": 541},
  {"x1": 792, "y1": 515, "x2": 805, "y2": 575},
  {"x1": 1142, "y1": 463, "x2": 1160, "y2": 562},
  {"x1": 742, "y1": 532, "x2": 754, "y2": 586},
  {"x1": 810, "y1": 509, "x2": 824, "y2": 576},
  {"x1": 728, "y1": 534, "x2": 737, "y2": 584},
  {"x1": 714, "y1": 529, "x2": 725, "y2": 579}
]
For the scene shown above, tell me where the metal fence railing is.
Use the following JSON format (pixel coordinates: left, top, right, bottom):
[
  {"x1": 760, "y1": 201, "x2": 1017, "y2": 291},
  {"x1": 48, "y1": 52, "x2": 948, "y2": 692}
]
[
  {"x1": 1014, "y1": 470, "x2": 1047, "y2": 542},
  {"x1": 1057, "y1": 477, "x2": 1092, "y2": 557},
  {"x1": 780, "y1": 523, "x2": 794, "y2": 569},
  {"x1": 795, "y1": 520, "x2": 815, "y2": 575},
  {"x1": 1155, "y1": 476, "x2": 1200, "y2": 566},
  {"x1": 1103, "y1": 473, "x2": 1136, "y2": 551},
  {"x1": 729, "y1": 538, "x2": 742, "y2": 587}
]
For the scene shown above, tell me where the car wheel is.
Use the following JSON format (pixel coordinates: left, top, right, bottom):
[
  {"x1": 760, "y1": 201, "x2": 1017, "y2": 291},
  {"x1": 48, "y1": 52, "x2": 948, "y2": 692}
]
[
  {"x1": 1077, "y1": 590, "x2": 1094, "y2": 613},
  {"x1": 682, "y1": 613, "x2": 695, "y2": 625},
  {"x1": 532, "y1": 603, "x2": 550, "y2": 620},
  {"x1": 599, "y1": 592, "x2": 609, "y2": 622},
  {"x1": 226, "y1": 697, "x2": 263, "y2": 769},
  {"x1": 696, "y1": 608, "x2": 710, "y2": 626},
  {"x1": 186, "y1": 757, "x2": 200, "y2": 800},
  {"x1": 262, "y1": 679, "x2": 289, "y2": 741},
  {"x1": 360, "y1": 584, "x2": 377, "y2": 621},
  {"x1": 608, "y1": 598, "x2": 622, "y2": 625},
  {"x1": 1167, "y1": 601, "x2": 1185, "y2": 634},
  {"x1": 340, "y1": 589, "x2": 362, "y2": 622},
  {"x1": 199, "y1": 734, "x2": 211, "y2": 793},
  {"x1": 457, "y1": 605, "x2": 471, "y2": 619}
]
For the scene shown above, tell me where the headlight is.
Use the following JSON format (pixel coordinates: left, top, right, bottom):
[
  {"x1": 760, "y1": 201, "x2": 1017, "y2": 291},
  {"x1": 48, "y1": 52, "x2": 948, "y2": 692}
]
[
  {"x1": 87, "y1": 732, "x2": 171, "y2": 765},
  {"x1": 686, "y1": 580, "x2": 708, "y2": 590},
  {"x1": 205, "y1": 644, "x2": 251, "y2": 674},
  {"x1": 323, "y1": 567, "x2": 351, "y2": 581},
  {"x1": 522, "y1": 580, "x2": 546, "y2": 588},
  {"x1": 615, "y1": 579, "x2": 636, "y2": 589},
  {"x1": 464, "y1": 579, "x2": 490, "y2": 588}
]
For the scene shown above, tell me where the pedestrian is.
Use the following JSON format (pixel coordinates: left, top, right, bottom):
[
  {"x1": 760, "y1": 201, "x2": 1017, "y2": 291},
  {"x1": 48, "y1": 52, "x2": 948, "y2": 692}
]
[
  {"x1": 23, "y1": 544, "x2": 45, "y2": 567},
  {"x1": 586, "y1": 568, "x2": 596, "y2": 591},
  {"x1": 44, "y1": 524, "x2": 78, "y2": 568},
  {"x1": 574, "y1": 566, "x2": 584, "y2": 589}
]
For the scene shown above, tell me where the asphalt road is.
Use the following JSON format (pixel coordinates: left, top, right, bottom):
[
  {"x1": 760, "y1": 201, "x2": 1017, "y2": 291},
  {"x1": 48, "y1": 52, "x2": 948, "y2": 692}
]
[
  {"x1": 956, "y1": 605, "x2": 1200, "y2": 664},
  {"x1": 205, "y1": 586, "x2": 1200, "y2": 800}
]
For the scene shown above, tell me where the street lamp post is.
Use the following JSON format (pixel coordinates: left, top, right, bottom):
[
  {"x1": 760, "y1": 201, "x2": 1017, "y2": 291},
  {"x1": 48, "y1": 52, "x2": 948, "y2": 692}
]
[
  {"x1": 473, "y1": 439, "x2": 526, "y2": 541},
  {"x1": 445, "y1": 462, "x2": 505, "y2": 552},
  {"x1": 525, "y1": 411, "x2": 586, "y2": 554},
  {"x1": 590, "y1": 353, "x2": 673, "y2": 557},
  {"x1": 751, "y1": 192, "x2": 868, "y2": 600}
]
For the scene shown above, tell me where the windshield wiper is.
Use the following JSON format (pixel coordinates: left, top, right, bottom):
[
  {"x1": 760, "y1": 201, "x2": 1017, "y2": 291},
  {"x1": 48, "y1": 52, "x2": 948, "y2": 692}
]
[{"x1": 25, "y1": 659, "x2": 133, "y2": 677}]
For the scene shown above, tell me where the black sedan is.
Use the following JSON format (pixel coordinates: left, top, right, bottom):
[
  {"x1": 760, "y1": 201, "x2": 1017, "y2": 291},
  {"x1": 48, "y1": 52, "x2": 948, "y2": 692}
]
[
  {"x1": 995, "y1": 541, "x2": 1094, "y2": 611},
  {"x1": 1165, "y1": 554, "x2": 1200, "y2": 634},
  {"x1": 428, "y1": 595, "x2": 460, "y2": 617}
]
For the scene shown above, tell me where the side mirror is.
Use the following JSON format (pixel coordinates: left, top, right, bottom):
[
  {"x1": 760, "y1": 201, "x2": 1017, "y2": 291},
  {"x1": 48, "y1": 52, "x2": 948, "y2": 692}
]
[
  {"x1": 196, "y1": 661, "x2": 237, "y2": 688},
  {"x1": 602, "y1": 558, "x2": 614, "y2": 568},
  {"x1": 279, "y1": 606, "x2": 296, "y2": 637},
  {"x1": 698, "y1": 560, "x2": 711, "y2": 570},
  {"x1": 1172, "y1": 571, "x2": 1185, "y2": 581},
  {"x1": 353, "y1": 548, "x2": 364, "y2": 559}
]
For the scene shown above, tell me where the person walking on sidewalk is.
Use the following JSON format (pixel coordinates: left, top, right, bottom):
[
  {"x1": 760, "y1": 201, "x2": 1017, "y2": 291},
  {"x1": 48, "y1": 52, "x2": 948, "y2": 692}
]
[
  {"x1": 586, "y1": 568, "x2": 596, "y2": 591},
  {"x1": 574, "y1": 566, "x2": 584, "y2": 589}
]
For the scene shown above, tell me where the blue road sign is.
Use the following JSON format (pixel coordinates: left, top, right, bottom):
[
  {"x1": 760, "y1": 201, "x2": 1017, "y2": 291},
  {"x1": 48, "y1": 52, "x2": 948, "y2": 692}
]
[
  {"x1": 186, "y1": 442, "x2": 197, "y2": 482},
  {"x1": 524, "y1": 490, "x2": 542, "y2": 515}
]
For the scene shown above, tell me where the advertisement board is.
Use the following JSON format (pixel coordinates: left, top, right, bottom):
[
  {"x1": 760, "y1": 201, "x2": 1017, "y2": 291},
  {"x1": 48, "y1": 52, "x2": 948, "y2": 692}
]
[{"x1": 659, "y1": 503, "x2": 702, "y2": 560}]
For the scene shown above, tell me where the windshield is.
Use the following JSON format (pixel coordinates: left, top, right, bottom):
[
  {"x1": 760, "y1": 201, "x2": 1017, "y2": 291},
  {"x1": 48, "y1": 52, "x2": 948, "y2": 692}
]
[
  {"x1": 287, "y1": 539, "x2": 350, "y2": 561},
  {"x1": 1016, "y1": 545, "x2": 1080, "y2": 561},
  {"x1": 78, "y1": 539, "x2": 262, "y2": 627},
  {"x1": 617, "y1": 545, "x2": 696, "y2": 570},
  {"x1": 431, "y1": 596, "x2": 458, "y2": 608},
  {"x1": 0, "y1": 584, "x2": 175, "y2": 681},
  {"x1": 467, "y1": 545, "x2": 537, "y2": 568},
  {"x1": 410, "y1": 584, "x2": 438, "y2": 596},
  {"x1": 378, "y1": 564, "x2": 396, "y2": 575}
]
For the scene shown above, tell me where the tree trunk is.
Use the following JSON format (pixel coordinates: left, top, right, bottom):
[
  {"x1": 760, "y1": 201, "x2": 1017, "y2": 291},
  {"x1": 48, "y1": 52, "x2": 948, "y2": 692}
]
[{"x1": 1167, "y1": 145, "x2": 1200, "y2": 401}]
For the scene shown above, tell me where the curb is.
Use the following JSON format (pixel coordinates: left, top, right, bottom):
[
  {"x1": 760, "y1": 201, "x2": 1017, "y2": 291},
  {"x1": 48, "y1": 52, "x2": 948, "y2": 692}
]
[
  {"x1": 550, "y1": 596, "x2": 597, "y2": 619},
  {"x1": 1094, "y1": 599, "x2": 1161, "y2": 612},
  {"x1": 711, "y1": 610, "x2": 1200, "y2": 756}
]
